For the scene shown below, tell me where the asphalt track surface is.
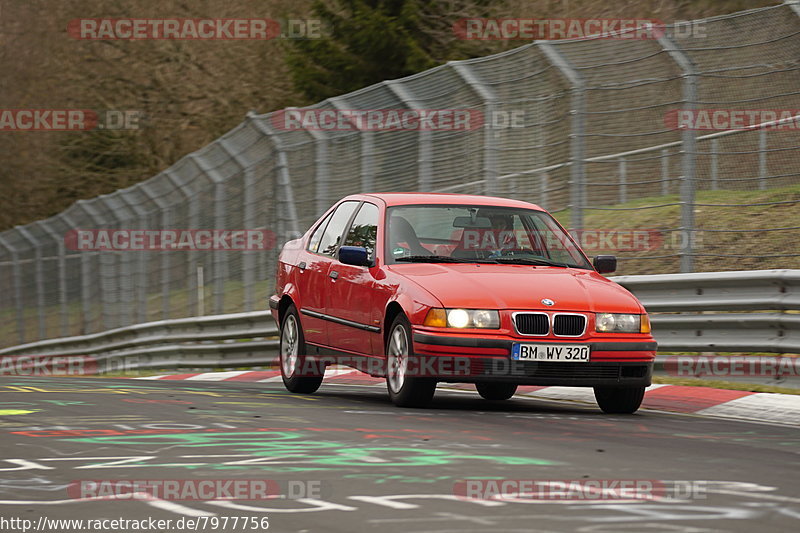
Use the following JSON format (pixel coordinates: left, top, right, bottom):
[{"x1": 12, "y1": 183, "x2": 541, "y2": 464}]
[{"x1": 0, "y1": 375, "x2": 798, "y2": 533}]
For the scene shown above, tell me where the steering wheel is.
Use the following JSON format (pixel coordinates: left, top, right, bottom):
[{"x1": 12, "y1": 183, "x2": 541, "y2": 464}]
[{"x1": 498, "y1": 247, "x2": 538, "y2": 257}]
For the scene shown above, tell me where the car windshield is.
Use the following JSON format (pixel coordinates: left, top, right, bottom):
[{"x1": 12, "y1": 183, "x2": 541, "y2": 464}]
[{"x1": 385, "y1": 204, "x2": 592, "y2": 269}]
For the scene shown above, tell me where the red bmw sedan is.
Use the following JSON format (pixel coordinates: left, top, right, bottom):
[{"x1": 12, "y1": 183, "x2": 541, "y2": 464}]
[{"x1": 269, "y1": 193, "x2": 656, "y2": 413}]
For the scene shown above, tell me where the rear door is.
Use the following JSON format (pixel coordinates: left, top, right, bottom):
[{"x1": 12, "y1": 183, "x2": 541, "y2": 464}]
[{"x1": 296, "y1": 201, "x2": 359, "y2": 346}]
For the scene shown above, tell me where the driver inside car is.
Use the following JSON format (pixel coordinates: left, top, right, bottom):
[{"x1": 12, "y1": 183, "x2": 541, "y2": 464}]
[{"x1": 483, "y1": 212, "x2": 518, "y2": 257}]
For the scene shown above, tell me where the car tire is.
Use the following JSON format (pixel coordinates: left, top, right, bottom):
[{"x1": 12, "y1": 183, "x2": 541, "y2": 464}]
[
  {"x1": 594, "y1": 386, "x2": 645, "y2": 414},
  {"x1": 280, "y1": 305, "x2": 323, "y2": 394},
  {"x1": 476, "y1": 382, "x2": 518, "y2": 401},
  {"x1": 385, "y1": 314, "x2": 436, "y2": 408}
]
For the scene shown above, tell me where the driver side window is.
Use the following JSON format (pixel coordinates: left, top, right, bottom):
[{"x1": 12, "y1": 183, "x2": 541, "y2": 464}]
[
  {"x1": 317, "y1": 201, "x2": 359, "y2": 257},
  {"x1": 343, "y1": 202, "x2": 379, "y2": 262}
]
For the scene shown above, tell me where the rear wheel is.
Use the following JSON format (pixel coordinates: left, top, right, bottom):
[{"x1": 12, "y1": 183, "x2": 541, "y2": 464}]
[
  {"x1": 280, "y1": 305, "x2": 323, "y2": 394},
  {"x1": 476, "y1": 382, "x2": 518, "y2": 401},
  {"x1": 594, "y1": 386, "x2": 645, "y2": 414},
  {"x1": 386, "y1": 314, "x2": 436, "y2": 408}
]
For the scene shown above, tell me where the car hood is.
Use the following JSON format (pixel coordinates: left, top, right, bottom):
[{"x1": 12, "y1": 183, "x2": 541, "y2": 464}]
[{"x1": 388, "y1": 263, "x2": 643, "y2": 313}]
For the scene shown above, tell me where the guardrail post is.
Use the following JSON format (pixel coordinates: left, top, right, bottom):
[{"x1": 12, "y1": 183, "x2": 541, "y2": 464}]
[
  {"x1": 35, "y1": 221, "x2": 69, "y2": 337},
  {"x1": 0, "y1": 235, "x2": 25, "y2": 344},
  {"x1": 384, "y1": 81, "x2": 433, "y2": 192},
  {"x1": 450, "y1": 62, "x2": 498, "y2": 195},
  {"x1": 538, "y1": 42, "x2": 585, "y2": 231},
  {"x1": 14, "y1": 226, "x2": 46, "y2": 340},
  {"x1": 657, "y1": 33, "x2": 698, "y2": 273}
]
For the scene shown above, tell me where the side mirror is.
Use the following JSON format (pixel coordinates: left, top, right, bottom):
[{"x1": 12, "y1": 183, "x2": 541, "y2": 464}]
[
  {"x1": 593, "y1": 255, "x2": 617, "y2": 274},
  {"x1": 338, "y1": 246, "x2": 371, "y2": 267}
]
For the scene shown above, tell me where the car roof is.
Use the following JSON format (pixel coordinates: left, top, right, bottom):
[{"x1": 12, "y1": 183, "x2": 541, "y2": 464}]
[{"x1": 354, "y1": 192, "x2": 543, "y2": 211}]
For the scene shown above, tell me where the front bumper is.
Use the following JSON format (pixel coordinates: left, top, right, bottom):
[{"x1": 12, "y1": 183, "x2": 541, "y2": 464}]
[{"x1": 412, "y1": 331, "x2": 656, "y2": 387}]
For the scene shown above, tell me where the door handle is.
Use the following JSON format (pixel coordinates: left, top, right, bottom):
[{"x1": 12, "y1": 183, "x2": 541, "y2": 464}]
[
  {"x1": 298, "y1": 261, "x2": 306, "y2": 271},
  {"x1": 329, "y1": 270, "x2": 339, "y2": 280}
]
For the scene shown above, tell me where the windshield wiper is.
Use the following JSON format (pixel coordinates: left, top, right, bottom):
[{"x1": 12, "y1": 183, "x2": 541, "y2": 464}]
[
  {"x1": 395, "y1": 255, "x2": 496, "y2": 264},
  {"x1": 490, "y1": 257, "x2": 571, "y2": 267}
]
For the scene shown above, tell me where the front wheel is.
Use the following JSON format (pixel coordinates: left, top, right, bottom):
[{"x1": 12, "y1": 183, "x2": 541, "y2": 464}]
[
  {"x1": 476, "y1": 382, "x2": 518, "y2": 401},
  {"x1": 280, "y1": 305, "x2": 323, "y2": 394},
  {"x1": 385, "y1": 314, "x2": 436, "y2": 408},
  {"x1": 594, "y1": 386, "x2": 645, "y2": 414}
]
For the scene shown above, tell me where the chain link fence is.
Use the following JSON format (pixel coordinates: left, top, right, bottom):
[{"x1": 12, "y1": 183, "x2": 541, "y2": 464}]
[{"x1": 1, "y1": 3, "x2": 799, "y2": 348}]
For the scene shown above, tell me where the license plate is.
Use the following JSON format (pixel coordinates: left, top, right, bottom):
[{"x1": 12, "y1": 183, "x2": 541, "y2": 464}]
[{"x1": 511, "y1": 343, "x2": 590, "y2": 362}]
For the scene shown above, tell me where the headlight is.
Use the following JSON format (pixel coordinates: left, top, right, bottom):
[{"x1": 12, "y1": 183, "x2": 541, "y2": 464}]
[
  {"x1": 424, "y1": 308, "x2": 500, "y2": 329},
  {"x1": 595, "y1": 313, "x2": 641, "y2": 333},
  {"x1": 447, "y1": 309, "x2": 471, "y2": 328}
]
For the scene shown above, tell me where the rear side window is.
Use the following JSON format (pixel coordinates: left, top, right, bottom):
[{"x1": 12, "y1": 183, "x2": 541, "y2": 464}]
[
  {"x1": 317, "y1": 201, "x2": 359, "y2": 256},
  {"x1": 307, "y1": 212, "x2": 333, "y2": 253},
  {"x1": 343, "y1": 202, "x2": 379, "y2": 261}
]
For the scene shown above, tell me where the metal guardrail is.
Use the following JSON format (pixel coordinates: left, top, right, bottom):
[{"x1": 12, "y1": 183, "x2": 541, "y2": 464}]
[
  {"x1": 0, "y1": 270, "x2": 797, "y2": 375},
  {"x1": 0, "y1": 311, "x2": 279, "y2": 372},
  {"x1": 612, "y1": 269, "x2": 800, "y2": 353}
]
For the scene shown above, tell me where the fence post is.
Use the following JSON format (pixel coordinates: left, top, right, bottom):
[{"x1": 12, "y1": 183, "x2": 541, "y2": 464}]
[
  {"x1": 758, "y1": 128, "x2": 768, "y2": 191},
  {"x1": 657, "y1": 33, "x2": 698, "y2": 273},
  {"x1": 540, "y1": 172, "x2": 549, "y2": 210},
  {"x1": 281, "y1": 107, "x2": 330, "y2": 214},
  {"x1": 248, "y1": 113, "x2": 302, "y2": 246},
  {"x1": 139, "y1": 182, "x2": 173, "y2": 320},
  {"x1": 661, "y1": 149, "x2": 670, "y2": 195},
  {"x1": 60, "y1": 212, "x2": 93, "y2": 334},
  {"x1": 710, "y1": 139, "x2": 719, "y2": 191},
  {"x1": 385, "y1": 81, "x2": 433, "y2": 192},
  {"x1": 189, "y1": 152, "x2": 230, "y2": 316},
  {"x1": 35, "y1": 221, "x2": 69, "y2": 337},
  {"x1": 450, "y1": 61, "x2": 498, "y2": 195},
  {"x1": 0, "y1": 235, "x2": 25, "y2": 344},
  {"x1": 15, "y1": 226, "x2": 46, "y2": 340},
  {"x1": 618, "y1": 157, "x2": 627, "y2": 204},
  {"x1": 328, "y1": 99, "x2": 374, "y2": 192},
  {"x1": 117, "y1": 190, "x2": 149, "y2": 324},
  {"x1": 219, "y1": 137, "x2": 259, "y2": 312},
  {"x1": 538, "y1": 42, "x2": 585, "y2": 231},
  {"x1": 97, "y1": 195, "x2": 132, "y2": 327},
  {"x1": 72, "y1": 200, "x2": 112, "y2": 330},
  {"x1": 165, "y1": 168, "x2": 200, "y2": 316}
]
